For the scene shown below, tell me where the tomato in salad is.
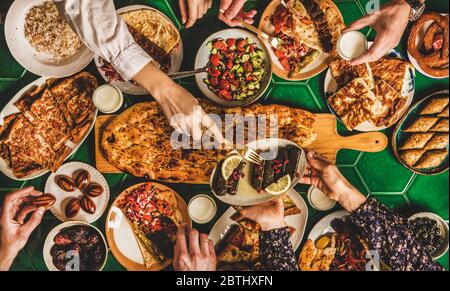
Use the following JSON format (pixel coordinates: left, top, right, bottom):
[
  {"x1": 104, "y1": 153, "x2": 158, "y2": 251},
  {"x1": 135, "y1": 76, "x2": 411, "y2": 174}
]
[{"x1": 204, "y1": 37, "x2": 267, "y2": 101}]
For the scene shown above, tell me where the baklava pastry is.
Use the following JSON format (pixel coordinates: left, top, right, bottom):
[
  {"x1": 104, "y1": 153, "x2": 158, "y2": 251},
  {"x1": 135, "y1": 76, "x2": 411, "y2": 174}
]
[
  {"x1": 400, "y1": 149, "x2": 426, "y2": 167},
  {"x1": 430, "y1": 118, "x2": 449, "y2": 132},
  {"x1": 414, "y1": 149, "x2": 448, "y2": 169},
  {"x1": 403, "y1": 117, "x2": 439, "y2": 132},
  {"x1": 400, "y1": 133, "x2": 435, "y2": 150},
  {"x1": 420, "y1": 97, "x2": 449, "y2": 115},
  {"x1": 425, "y1": 133, "x2": 449, "y2": 150},
  {"x1": 437, "y1": 106, "x2": 449, "y2": 118}
]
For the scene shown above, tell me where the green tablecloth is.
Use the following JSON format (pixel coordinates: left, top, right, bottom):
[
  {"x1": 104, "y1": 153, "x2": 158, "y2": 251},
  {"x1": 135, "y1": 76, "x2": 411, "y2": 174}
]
[{"x1": 0, "y1": 0, "x2": 448, "y2": 271}]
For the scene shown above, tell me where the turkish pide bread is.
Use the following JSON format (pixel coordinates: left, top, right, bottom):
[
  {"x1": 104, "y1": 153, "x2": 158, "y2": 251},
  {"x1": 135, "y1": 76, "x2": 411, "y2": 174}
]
[
  {"x1": 0, "y1": 72, "x2": 98, "y2": 178},
  {"x1": 101, "y1": 100, "x2": 317, "y2": 183},
  {"x1": 121, "y1": 9, "x2": 180, "y2": 54},
  {"x1": 370, "y1": 57, "x2": 412, "y2": 93},
  {"x1": 328, "y1": 56, "x2": 413, "y2": 130},
  {"x1": 370, "y1": 80, "x2": 407, "y2": 128},
  {"x1": 329, "y1": 58, "x2": 374, "y2": 89},
  {"x1": 328, "y1": 78, "x2": 380, "y2": 130}
]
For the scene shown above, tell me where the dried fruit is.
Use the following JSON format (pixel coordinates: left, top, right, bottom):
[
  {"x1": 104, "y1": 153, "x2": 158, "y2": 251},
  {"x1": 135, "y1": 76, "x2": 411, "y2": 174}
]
[
  {"x1": 55, "y1": 175, "x2": 76, "y2": 192},
  {"x1": 32, "y1": 193, "x2": 56, "y2": 209},
  {"x1": 65, "y1": 198, "x2": 81, "y2": 218},
  {"x1": 73, "y1": 169, "x2": 90, "y2": 191},
  {"x1": 84, "y1": 183, "x2": 104, "y2": 197},
  {"x1": 80, "y1": 196, "x2": 96, "y2": 214}
]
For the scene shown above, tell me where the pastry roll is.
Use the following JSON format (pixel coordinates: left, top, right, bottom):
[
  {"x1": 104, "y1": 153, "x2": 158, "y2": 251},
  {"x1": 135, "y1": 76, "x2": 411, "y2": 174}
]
[
  {"x1": 425, "y1": 133, "x2": 449, "y2": 150},
  {"x1": 400, "y1": 133, "x2": 434, "y2": 150},
  {"x1": 403, "y1": 117, "x2": 439, "y2": 132},
  {"x1": 414, "y1": 149, "x2": 448, "y2": 169},
  {"x1": 400, "y1": 149, "x2": 426, "y2": 167},
  {"x1": 420, "y1": 97, "x2": 449, "y2": 115},
  {"x1": 438, "y1": 106, "x2": 449, "y2": 118},
  {"x1": 430, "y1": 118, "x2": 449, "y2": 132}
]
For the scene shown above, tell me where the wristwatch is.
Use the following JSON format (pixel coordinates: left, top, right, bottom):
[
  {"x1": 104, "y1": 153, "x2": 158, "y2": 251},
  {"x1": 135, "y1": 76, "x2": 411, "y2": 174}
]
[{"x1": 403, "y1": 0, "x2": 426, "y2": 21}]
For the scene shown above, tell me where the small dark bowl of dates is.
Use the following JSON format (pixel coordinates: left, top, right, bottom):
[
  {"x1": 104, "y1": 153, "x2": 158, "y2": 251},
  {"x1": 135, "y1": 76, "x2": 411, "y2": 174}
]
[
  {"x1": 43, "y1": 222, "x2": 108, "y2": 271},
  {"x1": 408, "y1": 212, "x2": 449, "y2": 260}
]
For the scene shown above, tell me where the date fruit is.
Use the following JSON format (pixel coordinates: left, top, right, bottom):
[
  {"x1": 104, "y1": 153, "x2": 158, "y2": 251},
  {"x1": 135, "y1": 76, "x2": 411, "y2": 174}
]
[
  {"x1": 80, "y1": 196, "x2": 96, "y2": 214},
  {"x1": 32, "y1": 193, "x2": 56, "y2": 209},
  {"x1": 65, "y1": 198, "x2": 81, "y2": 218},
  {"x1": 55, "y1": 175, "x2": 76, "y2": 192},
  {"x1": 73, "y1": 169, "x2": 90, "y2": 191},
  {"x1": 84, "y1": 183, "x2": 104, "y2": 197}
]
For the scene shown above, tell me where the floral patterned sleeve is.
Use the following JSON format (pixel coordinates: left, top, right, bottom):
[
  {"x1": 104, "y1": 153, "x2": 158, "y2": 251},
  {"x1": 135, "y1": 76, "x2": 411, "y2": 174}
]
[
  {"x1": 348, "y1": 197, "x2": 444, "y2": 271},
  {"x1": 260, "y1": 227, "x2": 298, "y2": 271}
]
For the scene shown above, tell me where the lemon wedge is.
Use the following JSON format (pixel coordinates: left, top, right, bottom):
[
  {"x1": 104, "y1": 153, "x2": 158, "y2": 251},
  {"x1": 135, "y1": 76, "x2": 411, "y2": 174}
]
[
  {"x1": 265, "y1": 175, "x2": 291, "y2": 195},
  {"x1": 221, "y1": 155, "x2": 243, "y2": 180}
]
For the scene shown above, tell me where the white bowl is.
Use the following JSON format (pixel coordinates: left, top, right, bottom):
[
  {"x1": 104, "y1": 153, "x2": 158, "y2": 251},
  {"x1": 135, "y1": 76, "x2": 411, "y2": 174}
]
[{"x1": 195, "y1": 28, "x2": 272, "y2": 107}]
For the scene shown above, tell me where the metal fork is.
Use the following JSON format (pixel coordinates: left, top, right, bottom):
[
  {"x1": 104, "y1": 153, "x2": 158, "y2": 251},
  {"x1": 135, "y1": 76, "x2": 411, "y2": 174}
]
[{"x1": 241, "y1": 148, "x2": 263, "y2": 165}]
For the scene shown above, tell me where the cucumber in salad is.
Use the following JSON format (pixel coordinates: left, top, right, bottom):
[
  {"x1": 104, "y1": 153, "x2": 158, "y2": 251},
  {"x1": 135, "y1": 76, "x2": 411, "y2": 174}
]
[{"x1": 204, "y1": 38, "x2": 267, "y2": 101}]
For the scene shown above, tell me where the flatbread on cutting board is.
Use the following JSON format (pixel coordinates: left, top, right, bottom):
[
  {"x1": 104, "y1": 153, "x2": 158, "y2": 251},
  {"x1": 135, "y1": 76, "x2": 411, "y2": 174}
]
[{"x1": 101, "y1": 100, "x2": 317, "y2": 183}]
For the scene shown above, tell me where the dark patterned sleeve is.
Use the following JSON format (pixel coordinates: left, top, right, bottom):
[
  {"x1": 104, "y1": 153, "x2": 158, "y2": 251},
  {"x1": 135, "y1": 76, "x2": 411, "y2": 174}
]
[
  {"x1": 348, "y1": 197, "x2": 444, "y2": 271},
  {"x1": 260, "y1": 227, "x2": 298, "y2": 271}
]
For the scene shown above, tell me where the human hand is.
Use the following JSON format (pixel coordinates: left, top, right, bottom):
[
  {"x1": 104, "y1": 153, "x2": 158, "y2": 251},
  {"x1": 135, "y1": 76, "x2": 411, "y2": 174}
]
[
  {"x1": 240, "y1": 196, "x2": 285, "y2": 231},
  {"x1": 179, "y1": 0, "x2": 213, "y2": 28},
  {"x1": 300, "y1": 151, "x2": 367, "y2": 212},
  {"x1": 157, "y1": 82, "x2": 225, "y2": 143},
  {"x1": 0, "y1": 187, "x2": 46, "y2": 271},
  {"x1": 344, "y1": 0, "x2": 411, "y2": 65},
  {"x1": 173, "y1": 224, "x2": 216, "y2": 271},
  {"x1": 219, "y1": 0, "x2": 257, "y2": 27}
]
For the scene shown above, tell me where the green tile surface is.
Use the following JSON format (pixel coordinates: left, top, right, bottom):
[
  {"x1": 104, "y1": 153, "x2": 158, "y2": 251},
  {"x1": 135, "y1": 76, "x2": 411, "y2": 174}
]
[{"x1": 0, "y1": 0, "x2": 448, "y2": 270}]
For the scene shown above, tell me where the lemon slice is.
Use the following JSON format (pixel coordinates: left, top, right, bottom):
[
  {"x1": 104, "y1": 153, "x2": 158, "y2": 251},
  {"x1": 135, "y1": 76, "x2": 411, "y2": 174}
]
[
  {"x1": 265, "y1": 175, "x2": 291, "y2": 195},
  {"x1": 221, "y1": 155, "x2": 243, "y2": 180}
]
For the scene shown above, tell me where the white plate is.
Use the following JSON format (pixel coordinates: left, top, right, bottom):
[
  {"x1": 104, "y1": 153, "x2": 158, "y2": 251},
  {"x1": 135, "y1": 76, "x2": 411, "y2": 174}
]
[
  {"x1": 43, "y1": 221, "x2": 108, "y2": 271},
  {"x1": 210, "y1": 138, "x2": 307, "y2": 206},
  {"x1": 4, "y1": 0, "x2": 94, "y2": 77},
  {"x1": 194, "y1": 28, "x2": 272, "y2": 107},
  {"x1": 45, "y1": 162, "x2": 110, "y2": 223},
  {"x1": 95, "y1": 5, "x2": 183, "y2": 96},
  {"x1": 210, "y1": 188, "x2": 308, "y2": 252},
  {"x1": 0, "y1": 77, "x2": 98, "y2": 181},
  {"x1": 407, "y1": 14, "x2": 449, "y2": 79},
  {"x1": 258, "y1": 0, "x2": 344, "y2": 81},
  {"x1": 324, "y1": 43, "x2": 415, "y2": 132}
]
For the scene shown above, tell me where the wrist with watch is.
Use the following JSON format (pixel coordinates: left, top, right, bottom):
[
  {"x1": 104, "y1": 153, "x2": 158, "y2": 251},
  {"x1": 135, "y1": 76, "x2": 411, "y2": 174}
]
[{"x1": 403, "y1": 0, "x2": 426, "y2": 21}]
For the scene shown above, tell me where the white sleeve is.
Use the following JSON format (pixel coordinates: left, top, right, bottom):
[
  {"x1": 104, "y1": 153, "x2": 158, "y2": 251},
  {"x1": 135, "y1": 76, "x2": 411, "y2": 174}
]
[{"x1": 53, "y1": 0, "x2": 152, "y2": 81}]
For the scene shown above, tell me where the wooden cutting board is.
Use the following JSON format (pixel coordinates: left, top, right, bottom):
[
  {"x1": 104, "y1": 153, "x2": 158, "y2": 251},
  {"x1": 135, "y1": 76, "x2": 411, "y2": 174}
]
[{"x1": 94, "y1": 114, "x2": 388, "y2": 174}]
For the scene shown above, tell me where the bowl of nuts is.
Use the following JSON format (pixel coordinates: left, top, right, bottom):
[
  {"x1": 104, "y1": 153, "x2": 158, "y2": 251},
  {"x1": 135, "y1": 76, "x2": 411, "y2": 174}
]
[
  {"x1": 43, "y1": 221, "x2": 108, "y2": 271},
  {"x1": 45, "y1": 162, "x2": 110, "y2": 223}
]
